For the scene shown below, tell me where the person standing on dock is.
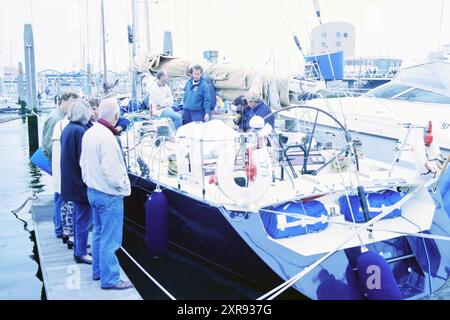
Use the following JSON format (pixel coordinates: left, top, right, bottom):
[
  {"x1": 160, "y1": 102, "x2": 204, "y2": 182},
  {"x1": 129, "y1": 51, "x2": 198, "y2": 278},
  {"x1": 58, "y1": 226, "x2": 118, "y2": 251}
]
[
  {"x1": 88, "y1": 98, "x2": 100, "y2": 124},
  {"x1": 80, "y1": 98, "x2": 133, "y2": 290},
  {"x1": 42, "y1": 91, "x2": 79, "y2": 239},
  {"x1": 182, "y1": 65, "x2": 212, "y2": 125},
  {"x1": 52, "y1": 107, "x2": 72, "y2": 247},
  {"x1": 60, "y1": 99, "x2": 93, "y2": 264}
]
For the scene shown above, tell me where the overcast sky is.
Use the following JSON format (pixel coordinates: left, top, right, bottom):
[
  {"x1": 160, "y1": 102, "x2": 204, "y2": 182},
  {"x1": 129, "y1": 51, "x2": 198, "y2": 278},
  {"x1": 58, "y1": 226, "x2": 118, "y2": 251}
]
[{"x1": 0, "y1": 0, "x2": 449, "y2": 73}]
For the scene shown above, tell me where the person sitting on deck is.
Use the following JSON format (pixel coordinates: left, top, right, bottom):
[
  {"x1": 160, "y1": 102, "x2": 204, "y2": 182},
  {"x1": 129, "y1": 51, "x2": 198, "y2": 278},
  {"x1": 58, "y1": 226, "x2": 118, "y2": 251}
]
[
  {"x1": 148, "y1": 70, "x2": 182, "y2": 129},
  {"x1": 231, "y1": 95, "x2": 249, "y2": 132},
  {"x1": 80, "y1": 98, "x2": 133, "y2": 290},
  {"x1": 242, "y1": 92, "x2": 274, "y2": 132}
]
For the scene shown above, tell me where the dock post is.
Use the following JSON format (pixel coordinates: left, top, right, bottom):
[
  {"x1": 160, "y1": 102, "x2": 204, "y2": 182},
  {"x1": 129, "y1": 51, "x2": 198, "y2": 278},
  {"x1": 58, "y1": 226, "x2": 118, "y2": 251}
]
[
  {"x1": 24, "y1": 24, "x2": 39, "y2": 154},
  {"x1": 27, "y1": 115, "x2": 39, "y2": 154}
]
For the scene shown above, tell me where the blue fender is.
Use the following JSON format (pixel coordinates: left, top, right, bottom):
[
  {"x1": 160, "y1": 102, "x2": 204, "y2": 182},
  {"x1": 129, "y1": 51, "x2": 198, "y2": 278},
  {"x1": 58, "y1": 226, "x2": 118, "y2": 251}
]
[{"x1": 145, "y1": 190, "x2": 168, "y2": 257}]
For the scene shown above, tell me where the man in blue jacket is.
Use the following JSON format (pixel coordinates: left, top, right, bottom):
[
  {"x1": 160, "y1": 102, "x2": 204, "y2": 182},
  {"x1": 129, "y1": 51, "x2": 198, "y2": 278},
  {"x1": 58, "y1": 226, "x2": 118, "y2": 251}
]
[
  {"x1": 242, "y1": 92, "x2": 274, "y2": 132},
  {"x1": 183, "y1": 65, "x2": 212, "y2": 124}
]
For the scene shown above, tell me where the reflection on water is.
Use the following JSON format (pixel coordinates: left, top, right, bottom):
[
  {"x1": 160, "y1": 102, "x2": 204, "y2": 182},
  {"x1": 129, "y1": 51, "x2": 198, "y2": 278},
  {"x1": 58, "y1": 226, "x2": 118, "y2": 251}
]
[
  {"x1": 29, "y1": 163, "x2": 45, "y2": 195},
  {"x1": 0, "y1": 114, "x2": 50, "y2": 299}
]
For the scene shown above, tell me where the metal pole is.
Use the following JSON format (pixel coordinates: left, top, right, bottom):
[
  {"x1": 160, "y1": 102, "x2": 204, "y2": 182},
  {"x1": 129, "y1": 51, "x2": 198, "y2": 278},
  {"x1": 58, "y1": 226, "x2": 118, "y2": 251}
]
[
  {"x1": 24, "y1": 24, "x2": 37, "y2": 111},
  {"x1": 24, "y1": 24, "x2": 39, "y2": 154}
]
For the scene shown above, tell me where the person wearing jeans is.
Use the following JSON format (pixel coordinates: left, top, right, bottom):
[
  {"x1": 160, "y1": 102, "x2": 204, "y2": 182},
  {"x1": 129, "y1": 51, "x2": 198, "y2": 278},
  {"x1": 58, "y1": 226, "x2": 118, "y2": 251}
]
[
  {"x1": 53, "y1": 193, "x2": 63, "y2": 238},
  {"x1": 45, "y1": 91, "x2": 78, "y2": 238},
  {"x1": 148, "y1": 70, "x2": 182, "y2": 129},
  {"x1": 60, "y1": 99, "x2": 93, "y2": 264},
  {"x1": 182, "y1": 64, "x2": 212, "y2": 125},
  {"x1": 87, "y1": 189, "x2": 123, "y2": 287},
  {"x1": 80, "y1": 98, "x2": 132, "y2": 290}
]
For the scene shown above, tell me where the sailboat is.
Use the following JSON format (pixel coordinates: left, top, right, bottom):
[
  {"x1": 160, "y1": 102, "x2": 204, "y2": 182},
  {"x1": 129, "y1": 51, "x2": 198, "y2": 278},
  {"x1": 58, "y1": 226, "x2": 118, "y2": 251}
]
[
  {"x1": 115, "y1": 0, "x2": 450, "y2": 300},
  {"x1": 120, "y1": 102, "x2": 450, "y2": 300}
]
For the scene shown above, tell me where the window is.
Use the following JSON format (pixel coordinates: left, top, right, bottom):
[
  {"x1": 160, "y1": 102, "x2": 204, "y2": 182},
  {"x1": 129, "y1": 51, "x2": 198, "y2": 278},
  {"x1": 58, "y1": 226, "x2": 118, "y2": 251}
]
[
  {"x1": 365, "y1": 83, "x2": 411, "y2": 98},
  {"x1": 395, "y1": 88, "x2": 450, "y2": 104}
]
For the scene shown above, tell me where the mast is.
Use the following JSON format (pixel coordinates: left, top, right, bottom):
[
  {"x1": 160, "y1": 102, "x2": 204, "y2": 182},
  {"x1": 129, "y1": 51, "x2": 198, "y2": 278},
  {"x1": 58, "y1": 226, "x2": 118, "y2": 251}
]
[
  {"x1": 85, "y1": 0, "x2": 92, "y2": 96},
  {"x1": 100, "y1": 0, "x2": 108, "y2": 90},
  {"x1": 145, "y1": 0, "x2": 151, "y2": 52},
  {"x1": 131, "y1": 0, "x2": 137, "y2": 102}
]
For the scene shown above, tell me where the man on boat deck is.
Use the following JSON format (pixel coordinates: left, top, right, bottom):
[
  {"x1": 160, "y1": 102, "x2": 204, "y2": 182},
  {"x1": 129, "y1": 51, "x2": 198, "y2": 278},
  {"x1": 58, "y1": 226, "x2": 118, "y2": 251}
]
[
  {"x1": 187, "y1": 66, "x2": 217, "y2": 111},
  {"x1": 148, "y1": 70, "x2": 182, "y2": 129},
  {"x1": 242, "y1": 92, "x2": 274, "y2": 132},
  {"x1": 182, "y1": 64, "x2": 212, "y2": 124},
  {"x1": 80, "y1": 98, "x2": 133, "y2": 290},
  {"x1": 232, "y1": 95, "x2": 249, "y2": 131},
  {"x1": 42, "y1": 91, "x2": 79, "y2": 239}
]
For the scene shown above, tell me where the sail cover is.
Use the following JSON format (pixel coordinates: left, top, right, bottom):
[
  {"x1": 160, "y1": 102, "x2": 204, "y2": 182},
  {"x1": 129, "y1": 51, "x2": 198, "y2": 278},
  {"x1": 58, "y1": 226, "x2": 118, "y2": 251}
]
[{"x1": 135, "y1": 53, "x2": 309, "y2": 109}]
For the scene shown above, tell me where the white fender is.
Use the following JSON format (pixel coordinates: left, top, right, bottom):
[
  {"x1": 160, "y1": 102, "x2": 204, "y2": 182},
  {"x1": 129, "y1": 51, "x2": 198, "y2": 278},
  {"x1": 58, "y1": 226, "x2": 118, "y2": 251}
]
[{"x1": 216, "y1": 147, "x2": 272, "y2": 205}]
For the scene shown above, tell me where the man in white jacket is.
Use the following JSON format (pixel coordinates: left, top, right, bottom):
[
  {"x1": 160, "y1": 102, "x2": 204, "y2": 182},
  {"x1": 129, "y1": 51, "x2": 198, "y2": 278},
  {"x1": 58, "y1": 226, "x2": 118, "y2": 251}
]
[
  {"x1": 148, "y1": 70, "x2": 182, "y2": 129},
  {"x1": 80, "y1": 98, "x2": 133, "y2": 290}
]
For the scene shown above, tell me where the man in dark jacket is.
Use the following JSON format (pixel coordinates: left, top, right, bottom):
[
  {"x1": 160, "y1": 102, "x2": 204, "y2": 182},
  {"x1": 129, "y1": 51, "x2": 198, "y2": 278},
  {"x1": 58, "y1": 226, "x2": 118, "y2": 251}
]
[
  {"x1": 232, "y1": 95, "x2": 249, "y2": 131},
  {"x1": 182, "y1": 65, "x2": 212, "y2": 124},
  {"x1": 242, "y1": 92, "x2": 274, "y2": 132}
]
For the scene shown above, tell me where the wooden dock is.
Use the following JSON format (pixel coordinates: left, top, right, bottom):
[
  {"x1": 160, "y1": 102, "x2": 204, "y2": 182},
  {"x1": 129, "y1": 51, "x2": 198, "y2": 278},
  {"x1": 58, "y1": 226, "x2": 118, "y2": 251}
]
[{"x1": 31, "y1": 194, "x2": 142, "y2": 300}]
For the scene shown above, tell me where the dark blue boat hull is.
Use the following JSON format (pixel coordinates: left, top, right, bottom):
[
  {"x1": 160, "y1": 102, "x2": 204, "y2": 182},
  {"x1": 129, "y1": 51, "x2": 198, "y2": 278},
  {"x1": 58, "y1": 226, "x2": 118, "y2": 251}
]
[{"x1": 125, "y1": 173, "x2": 450, "y2": 299}]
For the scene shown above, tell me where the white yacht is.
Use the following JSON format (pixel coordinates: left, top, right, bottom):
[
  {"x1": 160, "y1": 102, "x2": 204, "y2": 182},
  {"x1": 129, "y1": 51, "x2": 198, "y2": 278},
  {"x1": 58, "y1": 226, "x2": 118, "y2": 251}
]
[{"x1": 283, "y1": 50, "x2": 450, "y2": 154}]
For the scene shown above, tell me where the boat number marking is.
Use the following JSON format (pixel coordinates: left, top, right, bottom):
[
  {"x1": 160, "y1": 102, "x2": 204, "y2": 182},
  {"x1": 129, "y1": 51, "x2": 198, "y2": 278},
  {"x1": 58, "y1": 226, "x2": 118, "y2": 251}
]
[
  {"x1": 441, "y1": 123, "x2": 450, "y2": 130},
  {"x1": 185, "y1": 152, "x2": 191, "y2": 172}
]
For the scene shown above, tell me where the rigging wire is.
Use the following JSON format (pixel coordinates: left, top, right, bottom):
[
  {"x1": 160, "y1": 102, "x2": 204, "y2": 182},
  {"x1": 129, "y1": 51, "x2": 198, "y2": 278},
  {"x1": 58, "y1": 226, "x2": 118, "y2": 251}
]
[
  {"x1": 185, "y1": 0, "x2": 189, "y2": 57},
  {"x1": 266, "y1": 0, "x2": 295, "y2": 35},
  {"x1": 297, "y1": 0, "x2": 311, "y2": 43}
]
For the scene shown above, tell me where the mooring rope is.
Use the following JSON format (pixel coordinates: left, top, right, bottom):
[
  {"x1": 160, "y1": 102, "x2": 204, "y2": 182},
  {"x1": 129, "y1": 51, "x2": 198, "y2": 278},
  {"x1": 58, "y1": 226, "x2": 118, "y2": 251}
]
[
  {"x1": 119, "y1": 246, "x2": 176, "y2": 300},
  {"x1": 11, "y1": 192, "x2": 38, "y2": 214}
]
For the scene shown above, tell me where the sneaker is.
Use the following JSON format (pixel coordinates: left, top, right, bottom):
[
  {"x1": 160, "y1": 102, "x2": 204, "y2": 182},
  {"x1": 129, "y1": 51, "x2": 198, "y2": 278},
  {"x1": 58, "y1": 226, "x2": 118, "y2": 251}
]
[
  {"x1": 74, "y1": 254, "x2": 92, "y2": 265},
  {"x1": 102, "y1": 280, "x2": 134, "y2": 290}
]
